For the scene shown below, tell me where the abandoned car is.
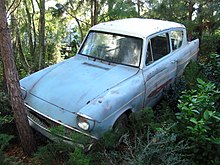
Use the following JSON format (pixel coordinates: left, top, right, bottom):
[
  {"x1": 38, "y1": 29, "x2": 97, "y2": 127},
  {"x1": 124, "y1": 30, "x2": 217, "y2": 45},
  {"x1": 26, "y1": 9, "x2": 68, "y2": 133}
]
[{"x1": 20, "y1": 18, "x2": 199, "y2": 148}]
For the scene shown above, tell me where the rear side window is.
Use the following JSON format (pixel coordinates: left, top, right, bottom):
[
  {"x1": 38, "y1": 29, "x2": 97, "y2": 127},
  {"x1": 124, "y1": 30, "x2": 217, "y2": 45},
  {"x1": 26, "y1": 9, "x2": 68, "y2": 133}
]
[
  {"x1": 146, "y1": 32, "x2": 170, "y2": 64},
  {"x1": 171, "y1": 30, "x2": 183, "y2": 51}
]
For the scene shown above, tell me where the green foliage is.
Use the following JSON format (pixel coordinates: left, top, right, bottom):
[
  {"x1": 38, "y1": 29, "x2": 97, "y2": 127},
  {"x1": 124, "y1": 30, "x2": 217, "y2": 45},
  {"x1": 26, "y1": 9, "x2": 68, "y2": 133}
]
[
  {"x1": 0, "y1": 93, "x2": 14, "y2": 151},
  {"x1": 34, "y1": 125, "x2": 93, "y2": 164},
  {"x1": 201, "y1": 54, "x2": 220, "y2": 87},
  {"x1": 97, "y1": 130, "x2": 123, "y2": 149},
  {"x1": 145, "y1": 0, "x2": 188, "y2": 22},
  {"x1": 50, "y1": 125, "x2": 94, "y2": 146},
  {"x1": 34, "y1": 141, "x2": 75, "y2": 165},
  {"x1": 200, "y1": 33, "x2": 220, "y2": 55},
  {"x1": 176, "y1": 78, "x2": 220, "y2": 164},
  {"x1": 0, "y1": 115, "x2": 13, "y2": 127},
  {"x1": 181, "y1": 61, "x2": 206, "y2": 89},
  {"x1": 0, "y1": 134, "x2": 14, "y2": 151},
  {"x1": 104, "y1": 0, "x2": 138, "y2": 20},
  {"x1": 0, "y1": 106, "x2": 14, "y2": 165},
  {"x1": 0, "y1": 91, "x2": 11, "y2": 113},
  {"x1": 129, "y1": 108, "x2": 155, "y2": 133},
  {"x1": 121, "y1": 130, "x2": 189, "y2": 165},
  {"x1": 0, "y1": 149, "x2": 14, "y2": 165},
  {"x1": 67, "y1": 147, "x2": 90, "y2": 165},
  {"x1": 91, "y1": 108, "x2": 190, "y2": 165}
]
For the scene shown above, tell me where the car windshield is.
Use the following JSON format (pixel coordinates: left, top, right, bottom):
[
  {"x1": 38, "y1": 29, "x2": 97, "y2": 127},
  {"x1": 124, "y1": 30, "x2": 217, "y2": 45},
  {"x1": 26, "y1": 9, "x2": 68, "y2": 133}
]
[{"x1": 79, "y1": 31, "x2": 142, "y2": 67}]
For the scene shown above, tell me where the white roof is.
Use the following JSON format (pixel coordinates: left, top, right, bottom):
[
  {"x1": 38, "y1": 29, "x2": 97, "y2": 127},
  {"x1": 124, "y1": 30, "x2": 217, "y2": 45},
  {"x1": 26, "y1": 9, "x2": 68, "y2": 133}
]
[{"x1": 90, "y1": 18, "x2": 185, "y2": 38}]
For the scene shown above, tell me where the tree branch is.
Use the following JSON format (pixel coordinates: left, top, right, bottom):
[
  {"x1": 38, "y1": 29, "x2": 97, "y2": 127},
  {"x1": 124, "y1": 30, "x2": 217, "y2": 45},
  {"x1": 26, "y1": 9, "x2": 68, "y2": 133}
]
[{"x1": 7, "y1": 0, "x2": 22, "y2": 16}]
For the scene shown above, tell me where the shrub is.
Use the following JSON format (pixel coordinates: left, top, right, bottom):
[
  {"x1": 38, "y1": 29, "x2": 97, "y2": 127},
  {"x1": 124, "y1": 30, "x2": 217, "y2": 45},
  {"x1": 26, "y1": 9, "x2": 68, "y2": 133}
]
[
  {"x1": 34, "y1": 141, "x2": 75, "y2": 165},
  {"x1": 200, "y1": 33, "x2": 220, "y2": 56},
  {"x1": 176, "y1": 78, "x2": 220, "y2": 164},
  {"x1": 91, "y1": 108, "x2": 190, "y2": 165},
  {"x1": 201, "y1": 54, "x2": 220, "y2": 87},
  {"x1": 67, "y1": 147, "x2": 90, "y2": 165},
  {"x1": 0, "y1": 110, "x2": 14, "y2": 165},
  {"x1": 94, "y1": 125, "x2": 190, "y2": 165}
]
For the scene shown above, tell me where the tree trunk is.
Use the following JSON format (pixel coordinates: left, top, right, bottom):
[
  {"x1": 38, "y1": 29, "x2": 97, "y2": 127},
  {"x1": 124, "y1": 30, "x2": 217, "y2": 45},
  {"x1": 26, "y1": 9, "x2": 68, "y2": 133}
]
[
  {"x1": 93, "y1": 0, "x2": 98, "y2": 25},
  {"x1": 75, "y1": 17, "x2": 84, "y2": 43},
  {"x1": 16, "y1": 21, "x2": 31, "y2": 73},
  {"x1": 90, "y1": 0, "x2": 94, "y2": 26},
  {"x1": 0, "y1": 0, "x2": 36, "y2": 155},
  {"x1": 38, "y1": 0, "x2": 46, "y2": 69},
  {"x1": 23, "y1": 0, "x2": 35, "y2": 67},
  {"x1": 137, "y1": 0, "x2": 140, "y2": 17}
]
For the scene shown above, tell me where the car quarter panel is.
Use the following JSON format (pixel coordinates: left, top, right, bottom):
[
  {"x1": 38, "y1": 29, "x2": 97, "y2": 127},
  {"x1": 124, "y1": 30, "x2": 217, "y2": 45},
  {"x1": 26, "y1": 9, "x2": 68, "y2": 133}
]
[{"x1": 176, "y1": 39, "x2": 199, "y2": 76}]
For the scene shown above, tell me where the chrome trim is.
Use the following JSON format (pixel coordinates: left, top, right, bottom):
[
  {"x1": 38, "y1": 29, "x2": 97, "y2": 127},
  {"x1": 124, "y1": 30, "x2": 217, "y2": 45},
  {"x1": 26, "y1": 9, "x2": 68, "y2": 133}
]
[
  {"x1": 76, "y1": 112, "x2": 94, "y2": 121},
  {"x1": 25, "y1": 103, "x2": 98, "y2": 140},
  {"x1": 20, "y1": 86, "x2": 26, "y2": 91},
  {"x1": 20, "y1": 86, "x2": 27, "y2": 99},
  {"x1": 28, "y1": 117, "x2": 94, "y2": 150}
]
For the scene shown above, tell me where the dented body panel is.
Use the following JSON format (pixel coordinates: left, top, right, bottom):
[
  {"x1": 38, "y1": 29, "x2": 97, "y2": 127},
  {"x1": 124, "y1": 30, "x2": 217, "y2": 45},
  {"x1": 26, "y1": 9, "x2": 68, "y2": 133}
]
[{"x1": 20, "y1": 18, "x2": 199, "y2": 147}]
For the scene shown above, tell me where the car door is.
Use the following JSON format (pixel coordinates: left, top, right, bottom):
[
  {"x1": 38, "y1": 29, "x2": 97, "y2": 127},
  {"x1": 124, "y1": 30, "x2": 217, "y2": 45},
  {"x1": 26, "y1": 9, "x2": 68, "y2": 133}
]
[{"x1": 142, "y1": 32, "x2": 177, "y2": 107}]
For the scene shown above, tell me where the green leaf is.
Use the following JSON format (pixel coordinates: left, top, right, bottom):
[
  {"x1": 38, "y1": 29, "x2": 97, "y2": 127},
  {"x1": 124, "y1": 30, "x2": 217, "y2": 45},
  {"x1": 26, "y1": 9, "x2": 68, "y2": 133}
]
[
  {"x1": 192, "y1": 110, "x2": 200, "y2": 114},
  {"x1": 197, "y1": 78, "x2": 204, "y2": 85},
  {"x1": 190, "y1": 118, "x2": 197, "y2": 124},
  {"x1": 213, "y1": 115, "x2": 220, "y2": 121},
  {"x1": 203, "y1": 110, "x2": 210, "y2": 120},
  {"x1": 187, "y1": 126, "x2": 194, "y2": 131}
]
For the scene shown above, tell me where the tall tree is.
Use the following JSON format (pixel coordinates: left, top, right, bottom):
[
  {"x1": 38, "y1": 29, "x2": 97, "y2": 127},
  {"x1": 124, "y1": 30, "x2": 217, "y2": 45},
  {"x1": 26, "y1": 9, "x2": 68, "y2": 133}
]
[
  {"x1": 0, "y1": 0, "x2": 36, "y2": 155},
  {"x1": 90, "y1": 0, "x2": 99, "y2": 26},
  {"x1": 23, "y1": 0, "x2": 37, "y2": 72},
  {"x1": 38, "y1": 0, "x2": 46, "y2": 69}
]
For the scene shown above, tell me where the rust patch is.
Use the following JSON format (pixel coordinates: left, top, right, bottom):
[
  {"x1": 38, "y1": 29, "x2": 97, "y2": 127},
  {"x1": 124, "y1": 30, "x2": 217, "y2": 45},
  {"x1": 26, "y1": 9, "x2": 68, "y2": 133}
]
[{"x1": 148, "y1": 78, "x2": 172, "y2": 97}]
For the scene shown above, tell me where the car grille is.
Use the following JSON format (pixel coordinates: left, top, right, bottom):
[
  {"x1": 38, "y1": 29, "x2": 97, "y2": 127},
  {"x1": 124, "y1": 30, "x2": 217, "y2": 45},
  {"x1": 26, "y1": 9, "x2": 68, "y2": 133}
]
[{"x1": 26, "y1": 108, "x2": 94, "y2": 145}]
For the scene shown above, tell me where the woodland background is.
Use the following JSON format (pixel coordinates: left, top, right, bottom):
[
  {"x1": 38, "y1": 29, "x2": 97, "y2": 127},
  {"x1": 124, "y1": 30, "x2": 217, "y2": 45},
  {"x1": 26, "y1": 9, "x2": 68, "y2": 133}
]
[{"x1": 0, "y1": 0, "x2": 220, "y2": 164}]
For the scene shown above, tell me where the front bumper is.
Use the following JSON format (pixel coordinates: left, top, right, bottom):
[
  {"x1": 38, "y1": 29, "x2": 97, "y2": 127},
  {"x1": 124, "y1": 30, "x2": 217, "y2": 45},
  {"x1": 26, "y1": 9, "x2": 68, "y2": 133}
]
[{"x1": 26, "y1": 104, "x2": 97, "y2": 150}]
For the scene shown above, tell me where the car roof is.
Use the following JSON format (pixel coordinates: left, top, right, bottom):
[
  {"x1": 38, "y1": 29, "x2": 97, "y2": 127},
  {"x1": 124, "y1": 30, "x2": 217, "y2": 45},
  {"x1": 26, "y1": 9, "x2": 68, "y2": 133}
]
[{"x1": 90, "y1": 18, "x2": 185, "y2": 38}]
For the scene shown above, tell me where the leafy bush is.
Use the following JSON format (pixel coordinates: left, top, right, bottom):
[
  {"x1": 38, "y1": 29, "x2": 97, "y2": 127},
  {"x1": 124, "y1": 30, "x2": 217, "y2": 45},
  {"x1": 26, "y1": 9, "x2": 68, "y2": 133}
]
[
  {"x1": 180, "y1": 61, "x2": 206, "y2": 89},
  {"x1": 34, "y1": 141, "x2": 75, "y2": 165},
  {"x1": 34, "y1": 126, "x2": 92, "y2": 165},
  {"x1": 176, "y1": 78, "x2": 220, "y2": 164},
  {"x1": 201, "y1": 54, "x2": 220, "y2": 87},
  {"x1": 67, "y1": 147, "x2": 90, "y2": 165},
  {"x1": 94, "y1": 127, "x2": 190, "y2": 165},
  {"x1": 200, "y1": 33, "x2": 220, "y2": 56},
  {"x1": 0, "y1": 92, "x2": 11, "y2": 115},
  {"x1": 0, "y1": 110, "x2": 14, "y2": 165},
  {"x1": 91, "y1": 109, "x2": 190, "y2": 165}
]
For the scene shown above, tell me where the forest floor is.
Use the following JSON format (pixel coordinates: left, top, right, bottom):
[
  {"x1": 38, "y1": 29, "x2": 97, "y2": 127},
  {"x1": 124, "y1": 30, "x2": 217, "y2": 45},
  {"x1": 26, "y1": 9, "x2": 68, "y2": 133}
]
[
  {"x1": 5, "y1": 143, "x2": 33, "y2": 164},
  {"x1": 3, "y1": 128, "x2": 48, "y2": 164}
]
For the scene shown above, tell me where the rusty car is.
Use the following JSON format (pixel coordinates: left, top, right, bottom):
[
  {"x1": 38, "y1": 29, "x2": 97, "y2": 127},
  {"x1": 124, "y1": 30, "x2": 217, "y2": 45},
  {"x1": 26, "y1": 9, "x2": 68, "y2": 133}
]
[{"x1": 20, "y1": 18, "x2": 199, "y2": 149}]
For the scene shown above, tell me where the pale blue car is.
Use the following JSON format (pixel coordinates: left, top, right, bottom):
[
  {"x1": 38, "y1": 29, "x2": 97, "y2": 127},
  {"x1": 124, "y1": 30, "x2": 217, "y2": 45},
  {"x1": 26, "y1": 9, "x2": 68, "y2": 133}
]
[{"x1": 20, "y1": 18, "x2": 199, "y2": 149}]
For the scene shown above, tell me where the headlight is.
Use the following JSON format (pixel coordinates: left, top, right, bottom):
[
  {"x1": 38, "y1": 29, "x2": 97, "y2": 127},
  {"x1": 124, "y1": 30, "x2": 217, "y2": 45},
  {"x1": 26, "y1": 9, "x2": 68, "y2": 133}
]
[
  {"x1": 21, "y1": 87, "x2": 27, "y2": 99},
  {"x1": 77, "y1": 114, "x2": 95, "y2": 131},
  {"x1": 77, "y1": 116, "x2": 90, "y2": 130}
]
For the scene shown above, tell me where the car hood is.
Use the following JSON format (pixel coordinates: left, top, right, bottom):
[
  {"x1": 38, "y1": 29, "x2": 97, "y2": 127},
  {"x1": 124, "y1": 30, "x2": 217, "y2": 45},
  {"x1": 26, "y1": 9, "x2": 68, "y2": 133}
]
[{"x1": 28, "y1": 55, "x2": 138, "y2": 113}]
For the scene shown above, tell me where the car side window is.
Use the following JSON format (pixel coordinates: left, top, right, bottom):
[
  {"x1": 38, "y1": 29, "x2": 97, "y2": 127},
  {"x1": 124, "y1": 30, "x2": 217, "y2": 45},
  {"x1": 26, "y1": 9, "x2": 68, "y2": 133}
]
[
  {"x1": 146, "y1": 32, "x2": 170, "y2": 65},
  {"x1": 171, "y1": 30, "x2": 183, "y2": 51},
  {"x1": 146, "y1": 40, "x2": 153, "y2": 65}
]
